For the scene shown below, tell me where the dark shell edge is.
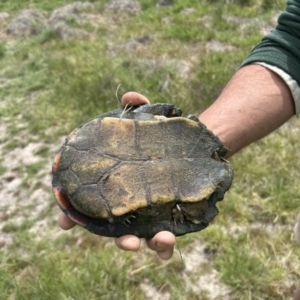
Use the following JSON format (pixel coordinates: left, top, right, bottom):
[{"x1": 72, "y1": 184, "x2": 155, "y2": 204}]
[{"x1": 52, "y1": 181, "x2": 223, "y2": 238}]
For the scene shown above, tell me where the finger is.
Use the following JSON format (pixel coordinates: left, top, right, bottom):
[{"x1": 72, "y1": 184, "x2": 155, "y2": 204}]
[
  {"x1": 58, "y1": 213, "x2": 76, "y2": 230},
  {"x1": 115, "y1": 235, "x2": 141, "y2": 251},
  {"x1": 121, "y1": 92, "x2": 150, "y2": 107},
  {"x1": 146, "y1": 231, "x2": 176, "y2": 260}
]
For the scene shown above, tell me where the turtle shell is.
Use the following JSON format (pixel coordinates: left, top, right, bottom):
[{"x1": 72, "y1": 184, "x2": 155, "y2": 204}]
[{"x1": 52, "y1": 103, "x2": 234, "y2": 238}]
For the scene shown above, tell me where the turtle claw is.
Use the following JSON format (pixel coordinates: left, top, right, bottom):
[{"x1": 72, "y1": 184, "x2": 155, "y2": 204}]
[
  {"x1": 172, "y1": 204, "x2": 185, "y2": 226},
  {"x1": 122, "y1": 213, "x2": 136, "y2": 226}
]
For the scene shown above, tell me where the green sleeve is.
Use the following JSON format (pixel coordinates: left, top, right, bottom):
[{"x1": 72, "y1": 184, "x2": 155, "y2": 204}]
[{"x1": 241, "y1": 0, "x2": 300, "y2": 86}]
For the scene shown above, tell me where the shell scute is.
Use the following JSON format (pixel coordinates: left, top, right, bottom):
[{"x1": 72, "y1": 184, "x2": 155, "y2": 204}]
[
  {"x1": 71, "y1": 185, "x2": 110, "y2": 219},
  {"x1": 70, "y1": 150, "x2": 119, "y2": 185}
]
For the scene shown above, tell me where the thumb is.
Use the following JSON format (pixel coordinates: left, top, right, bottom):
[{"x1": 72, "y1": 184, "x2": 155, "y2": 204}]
[{"x1": 121, "y1": 92, "x2": 151, "y2": 107}]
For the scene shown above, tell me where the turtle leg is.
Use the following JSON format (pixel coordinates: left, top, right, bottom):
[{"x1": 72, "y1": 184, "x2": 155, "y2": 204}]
[
  {"x1": 211, "y1": 150, "x2": 221, "y2": 161},
  {"x1": 172, "y1": 200, "x2": 209, "y2": 225},
  {"x1": 113, "y1": 212, "x2": 137, "y2": 226},
  {"x1": 172, "y1": 204, "x2": 185, "y2": 225},
  {"x1": 124, "y1": 214, "x2": 136, "y2": 225}
]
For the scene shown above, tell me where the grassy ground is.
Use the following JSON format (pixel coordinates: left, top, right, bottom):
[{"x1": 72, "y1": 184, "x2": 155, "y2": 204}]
[{"x1": 1, "y1": 0, "x2": 299, "y2": 299}]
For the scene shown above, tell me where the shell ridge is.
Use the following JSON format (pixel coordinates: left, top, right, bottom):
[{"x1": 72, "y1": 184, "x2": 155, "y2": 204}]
[
  {"x1": 167, "y1": 159, "x2": 181, "y2": 202},
  {"x1": 71, "y1": 183, "x2": 113, "y2": 219},
  {"x1": 96, "y1": 161, "x2": 127, "y2": 218},
  {"x1": 163, "y1": 120, "x2": 181, "y2": 202},
  {"x1": 102, "y1": 152, "x2": 123, "y2": 161},
  {"x1": 138, "y1": 164, "x2": 152, "y2": 206},
  {"x1": 55, "y1": 145, "x2": 78, "y2": 172},
  {"x1": 68, "y1": 169, "x2": 81, "y2": 194},
  {"x1": 95, "y1": 183, "x2": 114, "y2": 219},
  {"x1": 134, "y1": 119, "x2": 142, "y2": 160},
  {"x1": 187, "y1": 122, "x2": 205, "y2": 158},
  {"x1": 96, "y1": 160, "x2": 122, "y2": 178}
]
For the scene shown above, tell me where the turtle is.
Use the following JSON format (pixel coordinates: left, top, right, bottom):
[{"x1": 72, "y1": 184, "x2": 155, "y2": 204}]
[{"x1": 52, "y1": 103, "x2": 234, "y2": 238}]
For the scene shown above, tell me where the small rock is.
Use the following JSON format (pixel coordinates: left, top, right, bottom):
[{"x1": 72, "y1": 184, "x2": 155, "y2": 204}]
[
  {"x1": 108, "y1": 34, "x2": 152, "y2": 53},
  {"x1": 106, "y1": 0, "x2": 141, "y2": 14},
  {"x1": 0, "y1": 12, "x2": 9, "y2": 20},
  {"x1": 156, "y1": 0, "x2": 173, "y2": 7},
  {"x1": 7, "y1": 9, "x2": 47, "y2": 36},
  {"x1": 49, "y1": 1, "x2": 94, "y2": 24},
  {"x1": 180, "y1": 8, "x2": 195, "y2": 14},
  {"x1": 205, "y1": 39, "x2": 235, "y2": 53},
  {"x1": 135, "y1": 34, "x2": 152, "y2": 45},
  {"x1": 52, "y1": 23, "x2": 90, "y2": 40},
  {"x1": 139, "y1": 58, "x2": 191, "y2": 78}
]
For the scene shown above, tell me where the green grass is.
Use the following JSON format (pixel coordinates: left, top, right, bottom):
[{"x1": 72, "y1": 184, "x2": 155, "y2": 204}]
[{"x1": 1, "y1": 0, "x2": 299, "y2": 299}]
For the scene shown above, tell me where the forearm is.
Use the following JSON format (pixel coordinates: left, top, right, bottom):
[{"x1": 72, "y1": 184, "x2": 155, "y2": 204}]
[{"x1": 198, "y1": 64, "x2": 295, "y2": 157}]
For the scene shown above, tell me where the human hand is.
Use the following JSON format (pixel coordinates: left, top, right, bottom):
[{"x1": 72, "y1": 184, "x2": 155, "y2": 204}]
[{"x1": 57, "y1": 91, "x2": 176, "y2": 260}]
